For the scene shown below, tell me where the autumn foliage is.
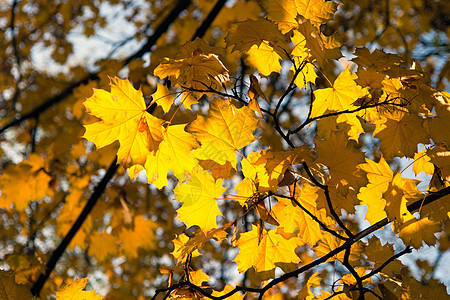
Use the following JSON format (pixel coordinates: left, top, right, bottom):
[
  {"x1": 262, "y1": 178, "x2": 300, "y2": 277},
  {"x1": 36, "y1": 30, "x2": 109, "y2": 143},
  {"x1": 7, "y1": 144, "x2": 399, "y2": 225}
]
[{"x1": 0, "y1": 0, "x2": 449, "y2": 299}]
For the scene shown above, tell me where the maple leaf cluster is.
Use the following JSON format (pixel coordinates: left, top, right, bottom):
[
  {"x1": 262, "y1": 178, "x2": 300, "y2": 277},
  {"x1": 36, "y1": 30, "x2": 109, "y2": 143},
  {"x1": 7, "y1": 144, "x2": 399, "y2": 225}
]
[
  {"x1": 79, "y1": 1, "x2": 450, "y2": 298},
  {"x1": 0, "y1": 0, "x2": 449, "y2": 299}
]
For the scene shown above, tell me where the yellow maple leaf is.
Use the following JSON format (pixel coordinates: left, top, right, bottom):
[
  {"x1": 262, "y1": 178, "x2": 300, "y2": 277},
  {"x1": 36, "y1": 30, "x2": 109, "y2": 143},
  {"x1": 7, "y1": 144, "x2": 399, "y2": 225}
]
[
  {"x1": 315, "y1": 131, "x2": 366, "y2": 190},
  {"x1": 298, "y1": 272, "x2": 321, "y2": 300},
  {"x1": 225, "y1": 18, "x2": 287, "y2": 54},
  {"x1": 314, "y1": 232, "x2": 362, "y2": 263},
  {"x1": 357, "y1": 186, "x2": 387, "y2": 225},
  {"x1": 118, "y1": 216, "x2": 157, "y2": 258},
  {"x1": 358, "y1": 157, "x2": 394, "y2": 188},
  {"x1": 412, "y1": 150, "x2": 434, "y2": 176},
  {"x1": 56, "y1": 277, "x2": 103, "y2": 300},
  {"x1": 83, "y1": 77, "x2": 165, "y2": 166},
  {"x1": 312, "y1": 68, "x2": 367, "y2": 118},
  {"x1": 384, "y1": 174, "x2": 422, "y2": 229},
  {"x1": 295, "y1": 0, "x2": 338, "y2": 27},
  {"x1": 244, "y1": 147, "x2": 312, "y2": 192},
  {"x1": 180, "y1": 92, "x2": 199, "y2": 110},
  {"x1": 154, "y1": 53, "x2": 229, "y2": 90},
  {"x1": 398, "y1": 217, "x2": 442, "y2": 249},
  {"x1": 272, "y1": 193, "x2": 323, "y2": 246},
  {"x1": 234, "y1": 225, "x2": 301, "y2": 274},
  {"x1": 145, "y1": 124, "x2": 199, "y2": 189},
  {"x1": 357, "y1": 157, "x2": 393, "y2": 224},
  {"x1": 263, "y1": 0, "x2": 299, "y2": 34},
  {"x1": 189, "y1": 269, "x2": 210, "y2": 286},
  {"x1": 171, "y1": 234, "x2": 201, "y2": 262},
  {"x1": 152, "y1": 82, "x2": 174, "y2": 113},
  {"x1": 336, "y1": 111, "x2": 365, "y2": 140},
  {"x1": 374, "y1": 114, "x2": 430, "y2": 159},
  {"x1": 175, "y1": 225, "x2": 230, "y2": 262},
  {"x1": 187, "y1": 99, "x2": 259, "y2": 167},
  {"x1": 234, "y1": 177, "x2": 257, "y2": 205},
  {"x1": 246, "y1": 41, "x2": 283, "y2": 76},
  {"x1": 174, "y1": 170, "x2": 226, "y2": 232},
  {"x1": 297, "y1": 17, "x2": 327, "y2": 65}
]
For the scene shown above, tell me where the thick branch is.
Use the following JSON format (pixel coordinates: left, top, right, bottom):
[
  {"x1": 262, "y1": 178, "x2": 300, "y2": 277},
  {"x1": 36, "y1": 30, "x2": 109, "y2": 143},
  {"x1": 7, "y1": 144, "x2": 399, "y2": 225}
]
[
  {"x1": 30, "y1": 158, "x2": 119, "y2": 297},
  {"x1": 191, "y1": 0, "x2": 228, "y2": 41},
  {"x1": 0, "y1": 73, "x2": 99, "y2": 135},
  {"x1": 407, "y1": 186, "x2": 450, "y2": 213},
  {"x1": 124, "y1": 0, "x2": 191, "y2": 65}
]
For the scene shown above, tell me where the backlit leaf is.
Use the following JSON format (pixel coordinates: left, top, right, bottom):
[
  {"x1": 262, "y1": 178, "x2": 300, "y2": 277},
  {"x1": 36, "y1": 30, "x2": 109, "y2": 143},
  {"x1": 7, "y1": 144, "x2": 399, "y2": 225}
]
[
  {"x1": 56, "y1": 277, "x2": 102, "y2": 300},
  {"x1": 374, "y1": 114, "x2": 429, "y2": 159},
  {"x1": 399, "y1": 217, "x2": 442, "y2": 249},
  {"x1": 83, "y1": 77, "x2": 164, "y2": 166},
  {"x1": 225, "y1": 18, "x2": 286, "y2": 53},
  {"x1": 145, "y1": 124, "x2": 199, "y2": 189},
  {"x1": 152, "y1": 83, "x2": 174, "y2": 113},
  {"x1": 246, "y1": 42, "x2": 283, "y2": 76},
  {"x1": 312, "y1": 68, "x2": 366, "y2": 118},
  {"x1": 295, "y1": 0, "x2": 337, "y2": 27},
  {"x1": 187, "y1": 99, "x2": 259, "y2": 167},
  {"x1": 263, "y1": 0, "x2": 299, "y2": 34},
  {"x1": 154, "y1": 53, "x2": 229, "y2": 90},
  {"x1": 175, "y1": 170, "x2": 226, "y2": 232},
  {"x1": 234, "y1": 225, "x2": 301, "y2": 274}
]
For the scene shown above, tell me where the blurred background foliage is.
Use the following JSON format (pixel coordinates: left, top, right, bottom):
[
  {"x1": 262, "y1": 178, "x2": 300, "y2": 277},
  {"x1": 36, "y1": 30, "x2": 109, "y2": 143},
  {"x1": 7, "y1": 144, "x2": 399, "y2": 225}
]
[{"x1": 0, "y1": 0, "x2": 448, "y2": 298}]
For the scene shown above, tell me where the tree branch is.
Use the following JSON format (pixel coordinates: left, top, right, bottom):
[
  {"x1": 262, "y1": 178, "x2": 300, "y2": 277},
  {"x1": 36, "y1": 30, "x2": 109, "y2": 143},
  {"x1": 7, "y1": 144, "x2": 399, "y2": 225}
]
[
  {"x1": 152, "y1": 182, "x2": 450, "y2": 300},
  {"x1": 0, "y1": 0, "x2": 192, "y2": 136},
  {"x1": 361, "y1": 246, "x2": 412, "y2": 281},
  {"x1": 191, "y1": 0, "x2": 228, "y2": 41},
  {"x1": 302, "y1": 162, "x2": 354, "y2": 238},
  {"x1": 124, "y1": 0, "x2": 192, "y2": 65},
  {"x1": 288, "y1": 95, "x2": 409, "y2": 137},
  {"x1": 30, "y1": 157, "x2": 119, "y2": 297},
  {"x1": 274, "y1": 193, "x2": 348, "y2": 240}
]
